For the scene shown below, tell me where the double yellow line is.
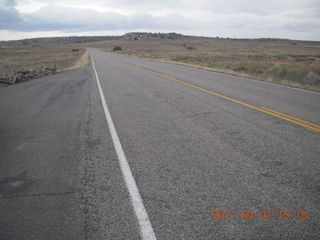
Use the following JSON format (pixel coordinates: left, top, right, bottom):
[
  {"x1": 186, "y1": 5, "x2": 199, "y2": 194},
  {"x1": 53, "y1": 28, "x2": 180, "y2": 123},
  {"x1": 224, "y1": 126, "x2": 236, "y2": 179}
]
[{"x1": 128, "y1": 63, "x2": 320, "y2": 133}]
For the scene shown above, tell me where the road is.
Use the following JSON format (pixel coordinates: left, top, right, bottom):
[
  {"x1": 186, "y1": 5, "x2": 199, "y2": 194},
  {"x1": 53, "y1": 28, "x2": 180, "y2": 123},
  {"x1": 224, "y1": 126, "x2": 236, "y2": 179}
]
[{"x1": 0, "y1": 48, "x2": 319, "y2": 239}]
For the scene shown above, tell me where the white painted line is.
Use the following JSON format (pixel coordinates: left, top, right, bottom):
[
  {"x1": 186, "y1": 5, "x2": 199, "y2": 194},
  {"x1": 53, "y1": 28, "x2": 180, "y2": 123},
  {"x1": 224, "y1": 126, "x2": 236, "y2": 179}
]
[{"x1": 90, "y1": 50, "x2": 157, "y2": 240}]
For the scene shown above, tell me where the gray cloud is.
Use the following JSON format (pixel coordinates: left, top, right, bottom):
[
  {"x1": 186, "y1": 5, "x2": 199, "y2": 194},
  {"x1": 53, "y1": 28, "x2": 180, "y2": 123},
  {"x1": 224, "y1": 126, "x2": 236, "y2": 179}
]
[
  {"x1": 0, "y1": 4, "x2": 193, "y2": 32},
  {"x1": 0, "y1": 0, "x2": 319, "y2": 40},
  {"x1": 284, "y1": 22, "x2": 318, "y2": 32},
  {"x1": 0, "y1": 0, "x2": 22, "y2": 29},
  {"x1": 1, "y1": 0, "x2": 17, "y2": 7}
]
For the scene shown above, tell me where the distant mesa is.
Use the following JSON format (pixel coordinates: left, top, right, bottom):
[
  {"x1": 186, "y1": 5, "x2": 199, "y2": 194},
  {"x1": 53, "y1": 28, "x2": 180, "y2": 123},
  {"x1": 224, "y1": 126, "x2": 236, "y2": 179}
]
[{"x1": 0, "y1": 32, "x2": 185, "y2": 46}]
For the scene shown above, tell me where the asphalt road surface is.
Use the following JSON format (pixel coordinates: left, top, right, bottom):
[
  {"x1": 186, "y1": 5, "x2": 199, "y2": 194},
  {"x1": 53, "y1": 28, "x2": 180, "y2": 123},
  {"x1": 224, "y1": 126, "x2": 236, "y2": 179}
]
[{"x1": 1, "y1": 48, "x2": 319, "y2": 239}]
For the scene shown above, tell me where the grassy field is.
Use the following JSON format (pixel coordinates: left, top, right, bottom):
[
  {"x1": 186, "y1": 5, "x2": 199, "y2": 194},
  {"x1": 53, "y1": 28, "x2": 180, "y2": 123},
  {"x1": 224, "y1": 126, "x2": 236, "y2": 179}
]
[
  {"x1": 89, "y1": 37, "x2": 320, "y2": 91},
  {"x1": 0, "y1": 44, "x2": 87, "y2": 78},
  {"x1": 1, "y1": 35, "x2": 319, "y2": 91}
]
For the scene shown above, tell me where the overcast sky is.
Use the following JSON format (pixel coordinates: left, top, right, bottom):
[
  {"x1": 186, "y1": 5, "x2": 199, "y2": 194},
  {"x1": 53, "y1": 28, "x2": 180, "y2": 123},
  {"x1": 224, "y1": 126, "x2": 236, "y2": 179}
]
[{"x1": 0, "y1": 0, "x2": 319, "y2": 41}]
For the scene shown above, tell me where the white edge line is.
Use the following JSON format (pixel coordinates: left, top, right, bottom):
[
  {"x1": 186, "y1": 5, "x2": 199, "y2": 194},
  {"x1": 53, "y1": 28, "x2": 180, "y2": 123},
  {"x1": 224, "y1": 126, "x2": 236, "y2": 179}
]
[{"x1": 90, "y1": 49, "x2": 157, "y2": 240}]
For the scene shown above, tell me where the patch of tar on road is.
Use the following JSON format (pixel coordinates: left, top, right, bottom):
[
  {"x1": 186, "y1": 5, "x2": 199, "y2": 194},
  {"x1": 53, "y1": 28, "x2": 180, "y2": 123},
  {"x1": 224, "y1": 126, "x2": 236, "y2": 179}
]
[
  {"x1": 87, "y1": 138, "x2": 101, "y2": 150},
  {"x1": 273, "y1": 161, "x2": 284, "y2": 166},
  {"x1": 260, "y1": 170, "x2": 273, "y2": 178},
  {"x1": 0, "y1": 171, "x2": 34, "y2": 198}
]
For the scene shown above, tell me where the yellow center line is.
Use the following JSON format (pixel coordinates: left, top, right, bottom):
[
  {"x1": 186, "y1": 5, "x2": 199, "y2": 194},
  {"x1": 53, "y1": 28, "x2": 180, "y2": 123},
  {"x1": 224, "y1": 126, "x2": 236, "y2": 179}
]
[
  {"x1": 260, "y1": 107, "x2": 320, "y2": 129},
  {"x1": 256, "y1": 109, "x2": 320, "y2": 132},
  {"x1": 127, "y1": 62, "x2": 320, "y2": 133}
]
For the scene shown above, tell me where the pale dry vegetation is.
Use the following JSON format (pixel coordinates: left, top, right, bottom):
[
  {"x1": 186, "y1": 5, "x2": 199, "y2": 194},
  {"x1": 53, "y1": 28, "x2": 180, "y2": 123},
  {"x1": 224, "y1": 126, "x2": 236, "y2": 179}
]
[
  {"x1": 89, "y1": 37, "x2": 320, "y2": 91},
  {"x1": 1, "y1": 35, "x2": 319, "y2": 91},
  {"x1": 0, "y1": 44, "x2": 87, "y2": 78}
]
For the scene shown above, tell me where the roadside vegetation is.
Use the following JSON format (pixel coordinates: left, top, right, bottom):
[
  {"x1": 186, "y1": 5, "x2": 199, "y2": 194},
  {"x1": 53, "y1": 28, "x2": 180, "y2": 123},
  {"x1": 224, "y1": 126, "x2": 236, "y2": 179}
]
[
  {"x1": 1, "y1": 33, "x2": 319, "y2": 91},
  {"x1": 89, "y1": 35, "x2": 320, "y2": 91},
  {"x1": 170, "y1": 54, "x2": 320, "y2": 89},
  {"x1": 0, "y1": 36, "x2": 115, "y2": 80},
  {"x1": 0, "y1": 43, "x2": 87, "y2": 79}
]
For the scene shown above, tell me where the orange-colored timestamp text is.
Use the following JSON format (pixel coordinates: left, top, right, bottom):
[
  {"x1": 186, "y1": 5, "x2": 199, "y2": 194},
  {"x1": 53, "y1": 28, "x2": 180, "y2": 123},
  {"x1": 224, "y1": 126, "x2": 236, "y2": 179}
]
[{"x1": 210, "y1": 210, "x2": 309, "y2": 220}]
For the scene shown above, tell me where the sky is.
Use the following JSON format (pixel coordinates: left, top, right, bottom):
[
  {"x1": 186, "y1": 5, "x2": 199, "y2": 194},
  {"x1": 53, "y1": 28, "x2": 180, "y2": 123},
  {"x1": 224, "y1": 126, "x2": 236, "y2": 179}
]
[{"x1": 0, "y1": 0, "x2": 319, "y2": 41}]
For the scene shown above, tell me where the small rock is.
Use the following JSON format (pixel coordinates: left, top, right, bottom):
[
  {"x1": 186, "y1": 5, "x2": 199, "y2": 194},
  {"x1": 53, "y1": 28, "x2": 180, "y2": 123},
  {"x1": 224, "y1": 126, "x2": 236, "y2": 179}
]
[{"x1": 0, "y1": 77, "x2": 11, "y2": 85}]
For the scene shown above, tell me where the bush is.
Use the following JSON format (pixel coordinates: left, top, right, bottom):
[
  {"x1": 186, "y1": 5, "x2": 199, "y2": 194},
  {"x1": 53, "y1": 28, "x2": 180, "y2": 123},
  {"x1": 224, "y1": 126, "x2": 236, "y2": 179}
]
[{"x1": 113, "y1": 46, "x2": 122, "y2": 51}]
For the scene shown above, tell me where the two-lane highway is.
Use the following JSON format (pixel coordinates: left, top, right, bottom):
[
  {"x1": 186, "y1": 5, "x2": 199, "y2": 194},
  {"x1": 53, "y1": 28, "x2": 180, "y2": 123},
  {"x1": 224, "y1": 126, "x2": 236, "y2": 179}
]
[{"x1": 1, "y1": 48, "x2": 319, "y2": 239}]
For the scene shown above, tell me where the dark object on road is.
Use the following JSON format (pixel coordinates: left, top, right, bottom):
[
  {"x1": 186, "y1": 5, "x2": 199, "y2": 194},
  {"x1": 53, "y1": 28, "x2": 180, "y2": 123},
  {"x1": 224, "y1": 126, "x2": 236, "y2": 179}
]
[
  {"x1": 72, "y1": 48, "x2": 79, "y2": 52},
  {"x1": 0, "y1": 65, "x2": 57, "y2": 86},
  {"x1": 113, "y1": 46, "x2": 122, "y2": 51}
]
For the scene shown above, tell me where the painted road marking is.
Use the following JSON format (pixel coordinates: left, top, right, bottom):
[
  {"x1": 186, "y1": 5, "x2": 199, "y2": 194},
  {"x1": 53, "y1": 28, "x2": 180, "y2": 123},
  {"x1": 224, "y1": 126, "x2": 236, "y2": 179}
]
[
  {"x1": 90, "y1": 51, "x2": 157, "y2": 240},
  {"x1": 260, "y1": 107, "x2": 320, "y2": 129},
  {"x1": 128, "y1": 63, "x2": 320, "y2": 133}
]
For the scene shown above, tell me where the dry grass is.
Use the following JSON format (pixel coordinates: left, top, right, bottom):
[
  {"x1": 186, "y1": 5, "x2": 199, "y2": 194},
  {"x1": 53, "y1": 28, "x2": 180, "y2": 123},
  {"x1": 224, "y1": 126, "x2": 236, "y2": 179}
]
[
  {"x1": 61, "y1": 49, "x2": 89, "y2": 71},
  {"x1": 88, "y1": 37, "x2": 320, "y2": 91},
  {"x1": 0, "y1": 44, "x2": 87, "y2": 77},
  {"x1": 1, "y1": 36, "x2": 319, "y2": 91}
]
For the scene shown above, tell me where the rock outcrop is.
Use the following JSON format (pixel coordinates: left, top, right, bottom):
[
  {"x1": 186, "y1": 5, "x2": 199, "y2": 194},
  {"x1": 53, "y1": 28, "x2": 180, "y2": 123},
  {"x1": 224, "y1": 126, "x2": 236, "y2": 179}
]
[
  {"x1": 121, "y1": 32, "x2": 184, "y2": 40},
  {"x1": 0, "y1": 66, "x2": 56, "y2": 86}
]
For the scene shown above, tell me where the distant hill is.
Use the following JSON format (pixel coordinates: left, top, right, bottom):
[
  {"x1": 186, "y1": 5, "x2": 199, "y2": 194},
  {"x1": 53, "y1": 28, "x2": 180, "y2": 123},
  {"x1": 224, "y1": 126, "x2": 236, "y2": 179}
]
[
  {"x1": 2, "y1": 32, "x2": 316, "y2": 47},
  {"x1": 0, "y1": 36, "x2": 119, "y2": 46},
  {"x1": 0, "y1": 32, "x2": 186, "y2": 46}
]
